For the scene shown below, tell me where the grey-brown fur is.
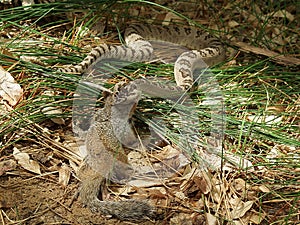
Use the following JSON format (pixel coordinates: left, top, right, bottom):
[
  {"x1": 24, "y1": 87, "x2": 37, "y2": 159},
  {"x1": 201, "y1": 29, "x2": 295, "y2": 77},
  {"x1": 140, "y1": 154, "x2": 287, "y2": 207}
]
[{"x1": 77, "y1": 83, "x2": 155, "y2": 221}]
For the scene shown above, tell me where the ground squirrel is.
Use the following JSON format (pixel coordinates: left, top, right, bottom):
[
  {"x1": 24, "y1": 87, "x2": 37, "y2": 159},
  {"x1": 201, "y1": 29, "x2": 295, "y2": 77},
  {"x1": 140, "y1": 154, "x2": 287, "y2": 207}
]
[{"x1": 77, "y1": 83, "x2": 156, "y2": 221}]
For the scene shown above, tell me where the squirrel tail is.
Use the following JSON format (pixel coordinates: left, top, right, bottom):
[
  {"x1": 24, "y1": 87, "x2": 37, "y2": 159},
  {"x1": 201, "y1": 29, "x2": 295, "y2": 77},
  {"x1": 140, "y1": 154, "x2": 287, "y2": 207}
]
[
  {"x1": 96, "y1": 199, "x2": 155, "y2": 221},
  {"x1": 79, "y1": 171, "x2": 155, "y2": 221}
]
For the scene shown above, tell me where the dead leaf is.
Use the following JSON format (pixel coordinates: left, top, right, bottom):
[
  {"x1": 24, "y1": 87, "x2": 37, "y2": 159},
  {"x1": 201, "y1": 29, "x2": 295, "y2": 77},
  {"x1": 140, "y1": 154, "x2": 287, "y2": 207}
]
[
  {"x1": 147, "y1": 187, "x2": 167, "y2": 199},
  {"x1": 211, "y1": 183, "x2": 223, "y2": 204},
  {"x1": 0, "y1": 159, "x2": 17, "y2": 176},
  {"x1": 228, "y1": 20, "x2": 239, "y2": 28},
  {"x1": 58, "y1": 163, "x2": 71, "y2": 187},
  {"x1": 205, "y1": 213, "x2": 218, "y2": 225},
  {"x1": 269, "y1": 10, "x2": 294, "y2": 21},
  {"x1": 231, "y1": 200, "x2": 254, "y2": 219},
  {"x1": 22, "y1": 0, "x2": 34, "y2": 7},
  {"x1": 170, "y1": 213, "x2": 193, "y2": 225},
  {"x1": 128, "y1": 178, "x2": 165, "y2": 188},
  {"x1": 174, "y1": 191, "x2": 187, "y2": 201},
  {"x1": 249, "y1": 210, "x2": 266, "y2": 224},
  {"x1": 0, "y1": 66, "x2": 23, "y2": 106},
  {"x1": 231, "y1": 220, "x2": 243, "y2": 225},
  {"x1": 13, "y1": 147, "x2": 41, "y2": 174},
  {"x1": 193, "y1": 171, "x2": 212, "y2": 194},
  {"x1": 258, "y1": 185, "x2": 271, "y2": 193}
]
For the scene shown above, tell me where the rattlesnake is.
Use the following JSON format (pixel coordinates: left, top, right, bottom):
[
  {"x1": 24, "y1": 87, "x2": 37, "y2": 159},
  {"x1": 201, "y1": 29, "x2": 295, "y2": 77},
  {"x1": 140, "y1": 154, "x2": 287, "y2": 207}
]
[
  {"x1": 60, "y1": 24, "x2": 226, "y2": 221},
  {"x1": 58, "y1": 24, "x2": 225, "y2": 90}
]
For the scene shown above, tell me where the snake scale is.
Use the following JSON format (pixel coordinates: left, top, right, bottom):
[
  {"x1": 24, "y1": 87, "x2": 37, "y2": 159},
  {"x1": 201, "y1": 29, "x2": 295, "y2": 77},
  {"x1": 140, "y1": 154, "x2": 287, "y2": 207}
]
[
  {"x1": 60, "y1": 24, "x2": 226, "y2": 221},
  {"x1": 59, "y1": 24, "x2": 225, "y2": 89}
]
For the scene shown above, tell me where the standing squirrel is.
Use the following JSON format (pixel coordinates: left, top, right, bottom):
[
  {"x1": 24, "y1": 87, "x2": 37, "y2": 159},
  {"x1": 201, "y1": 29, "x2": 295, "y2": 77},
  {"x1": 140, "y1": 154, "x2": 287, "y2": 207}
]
[{"x1": 77, "y1": 83, "x2": 156, "y2": 221}]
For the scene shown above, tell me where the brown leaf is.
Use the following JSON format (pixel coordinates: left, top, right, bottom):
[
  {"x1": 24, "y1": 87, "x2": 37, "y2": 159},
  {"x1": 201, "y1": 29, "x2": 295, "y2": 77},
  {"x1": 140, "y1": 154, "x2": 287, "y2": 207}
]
[
  {"x1": 205, "y1": 213, "x2": 218, "y2": 225},
  {"x1": 231, "y1": 200, "x2": 254, "y2": 219},
  {"x1": 58, "y1": 163, "x2": 71, "y2": 187},
  {"x1": 193, "y1": 171, "x2": 211, "y2": 194},
  {"x1": 0, "y1": 66, "x2": 23, "y2": 107},
  {"x1": 0, "y1": 159, "x2": 17, "y2": 176},
  {"x1": 13, "y1": 147, "x2": 41, "y2": 174}
]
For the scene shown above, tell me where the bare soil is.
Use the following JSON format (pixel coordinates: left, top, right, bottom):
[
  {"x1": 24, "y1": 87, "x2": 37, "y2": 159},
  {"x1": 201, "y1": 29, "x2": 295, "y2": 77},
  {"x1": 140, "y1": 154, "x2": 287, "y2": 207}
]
[{"x1": 0, "y1": 175, "x2": 157, "y2": 224}]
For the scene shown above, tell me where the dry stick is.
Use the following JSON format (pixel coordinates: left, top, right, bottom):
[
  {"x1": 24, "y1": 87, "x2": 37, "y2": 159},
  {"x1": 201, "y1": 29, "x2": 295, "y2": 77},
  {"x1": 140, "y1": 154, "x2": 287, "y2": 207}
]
[{"x1": 233, "y1": 42, "x2": 300, "y2": 66}]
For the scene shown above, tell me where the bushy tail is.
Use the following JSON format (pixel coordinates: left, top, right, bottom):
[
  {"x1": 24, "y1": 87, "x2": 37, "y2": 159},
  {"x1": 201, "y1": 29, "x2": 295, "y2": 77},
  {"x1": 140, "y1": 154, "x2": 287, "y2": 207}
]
[{"x1": 78, "y1": 167, "x2": 155, "y2": 221}]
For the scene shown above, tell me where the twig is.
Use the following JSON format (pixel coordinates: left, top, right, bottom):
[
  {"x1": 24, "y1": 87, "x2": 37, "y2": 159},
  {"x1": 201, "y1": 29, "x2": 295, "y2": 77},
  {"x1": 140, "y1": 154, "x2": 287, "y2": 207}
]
[{"x1": 233, "y1": 41, "x2": 300, "y2": 66}]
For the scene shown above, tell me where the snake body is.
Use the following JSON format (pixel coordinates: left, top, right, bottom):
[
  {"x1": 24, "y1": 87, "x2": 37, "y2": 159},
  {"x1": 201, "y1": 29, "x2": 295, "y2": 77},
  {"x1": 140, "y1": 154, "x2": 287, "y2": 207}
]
[{"x1": 59, "y1": 24, "x2": 225, "y2": 90}]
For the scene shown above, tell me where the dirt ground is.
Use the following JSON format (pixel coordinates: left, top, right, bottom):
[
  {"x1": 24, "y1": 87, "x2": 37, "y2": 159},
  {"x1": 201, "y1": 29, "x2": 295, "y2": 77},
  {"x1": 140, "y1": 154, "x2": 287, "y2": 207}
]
[
  {"x1": 1, "y1": 175, "x2": 108, "y2": 224},
  {"x1": 0, "y1": 175, "x2": 158, "y2": 225}
]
